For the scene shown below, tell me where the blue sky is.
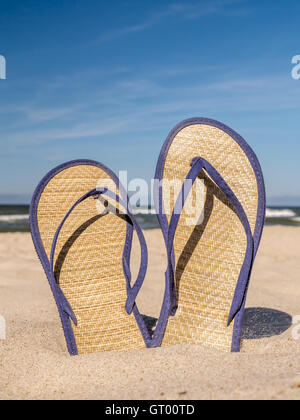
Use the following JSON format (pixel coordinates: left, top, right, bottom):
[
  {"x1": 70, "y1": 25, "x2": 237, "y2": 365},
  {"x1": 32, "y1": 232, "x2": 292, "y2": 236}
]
[{"x1": 0, "y1": 0, "x2": 299, "y2": 205}]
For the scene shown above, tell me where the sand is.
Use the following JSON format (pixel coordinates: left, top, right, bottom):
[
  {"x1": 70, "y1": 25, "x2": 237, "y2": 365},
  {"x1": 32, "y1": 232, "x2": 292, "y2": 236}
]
[{"x1": 0, "y1": 226, "x2": 300, "y2": 400}]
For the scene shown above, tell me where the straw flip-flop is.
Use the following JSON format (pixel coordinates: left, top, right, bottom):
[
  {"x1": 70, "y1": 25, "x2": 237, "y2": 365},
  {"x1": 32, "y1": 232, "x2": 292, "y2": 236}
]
[
  {"x1": 152, "y1": 118, "x2": 266, "y2": 352},
  {"x1": 30, "y1": 160, "x2": 151, "y2": 355}
]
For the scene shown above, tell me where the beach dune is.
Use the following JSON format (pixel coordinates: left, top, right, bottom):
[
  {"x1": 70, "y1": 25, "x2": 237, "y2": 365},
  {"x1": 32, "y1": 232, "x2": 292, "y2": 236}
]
[{"x1": 0, "y1": 226, "x2": 300, "y2": 400}]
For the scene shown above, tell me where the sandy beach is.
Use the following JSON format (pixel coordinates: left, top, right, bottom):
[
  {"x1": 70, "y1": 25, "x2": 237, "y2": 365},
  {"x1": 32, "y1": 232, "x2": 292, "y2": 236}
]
[{"x1": 0, "y1": 226, "x2": 300, "y2": 400}]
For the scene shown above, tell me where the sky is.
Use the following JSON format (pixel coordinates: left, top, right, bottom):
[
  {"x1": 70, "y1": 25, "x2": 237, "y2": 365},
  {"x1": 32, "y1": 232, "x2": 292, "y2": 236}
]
[{"x1": 0, "y1": 0, "x2": 299, "y2": 205}]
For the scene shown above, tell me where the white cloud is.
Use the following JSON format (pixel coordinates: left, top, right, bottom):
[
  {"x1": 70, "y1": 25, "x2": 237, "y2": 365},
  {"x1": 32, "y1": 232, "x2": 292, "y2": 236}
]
[
  {"x1": 98, "y1": 0, "x2": 251, "y2": 42},
  {"x1": 1, "y1": 61, "x2": 298, "y2": 154}
]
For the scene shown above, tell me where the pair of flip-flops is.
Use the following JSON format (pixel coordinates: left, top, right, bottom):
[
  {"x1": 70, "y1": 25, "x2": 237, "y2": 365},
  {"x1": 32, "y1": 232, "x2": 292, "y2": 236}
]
[{"x1": 30, "y1": 118, "x2": 265, "y2": 355}]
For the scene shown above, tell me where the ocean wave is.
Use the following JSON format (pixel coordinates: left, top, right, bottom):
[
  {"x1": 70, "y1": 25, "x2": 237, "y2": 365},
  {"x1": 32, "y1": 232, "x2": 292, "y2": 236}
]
[
  {"x1": 132, "y1": 208, "x2": 157, "y2": 215},
  {"x1": 0, "y1": 209, "x2": 299, "y2": 229},
  {"x1": 265, "y1": 208, "x2": 297, "y2": 218},
  {"x1": 0, "y1": 215, "x2": 29, "y2": 223}
]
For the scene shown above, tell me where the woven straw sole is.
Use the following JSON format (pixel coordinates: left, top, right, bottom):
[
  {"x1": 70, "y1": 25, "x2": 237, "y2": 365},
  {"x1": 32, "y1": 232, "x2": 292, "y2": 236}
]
[
  {"x1": 37, "y1": 164, "x2": 145, "y2": 354},
  {"x1": 160, "y1": 124, "x2": 258, "y2": 352}
]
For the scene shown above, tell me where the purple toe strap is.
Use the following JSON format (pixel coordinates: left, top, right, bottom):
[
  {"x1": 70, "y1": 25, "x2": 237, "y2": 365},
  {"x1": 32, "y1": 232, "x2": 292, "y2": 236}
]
[
  {"x1": 166, "y1": 157, "x2": 255, "y2": 326},
  {"x1": 99, "y1": 189, "x2": 148, "y2": 315},
  {"x1": 49, "y1": 187, "x2": 148, "y2": 325},
  {"x1": 49, "y1": 188, "x2": 104, "y2": 326}
]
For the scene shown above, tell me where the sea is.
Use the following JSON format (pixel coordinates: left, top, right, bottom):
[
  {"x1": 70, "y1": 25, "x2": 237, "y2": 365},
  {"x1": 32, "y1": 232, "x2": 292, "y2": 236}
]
[{"x1": 0, "y1": 205, "x2": 300, "y2": 233}]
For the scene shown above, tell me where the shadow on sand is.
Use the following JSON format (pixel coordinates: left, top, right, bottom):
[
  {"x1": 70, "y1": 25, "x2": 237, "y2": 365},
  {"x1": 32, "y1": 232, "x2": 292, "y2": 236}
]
[{"x1": 242, "y1": 307, "x2": 292, "y2": 340}]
